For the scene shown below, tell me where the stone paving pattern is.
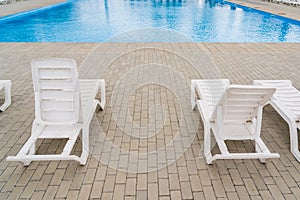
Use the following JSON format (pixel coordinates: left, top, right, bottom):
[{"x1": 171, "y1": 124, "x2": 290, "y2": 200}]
[{"x1": 0, "y1": 42, "x2": 299, "y2": 199}]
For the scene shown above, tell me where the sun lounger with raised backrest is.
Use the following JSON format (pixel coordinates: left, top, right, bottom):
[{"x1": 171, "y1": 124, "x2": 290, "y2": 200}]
[
  {"x1": 253, "y1": 80, "x2": 300, "y2": 162},
  {"x1": 0, "y1": 80, "x2": 12, "y2": 112},
  {"x1": 191, "y1": 79, "x2": 279, "y2": 164},
  {"x1": 7, "y1": 58, "x2": 105, "y2": 165}
]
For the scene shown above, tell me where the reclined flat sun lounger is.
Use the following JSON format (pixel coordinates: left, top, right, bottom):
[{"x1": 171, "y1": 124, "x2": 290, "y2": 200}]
[
  {"x1": 254, "y1": 80, "x2": 300, "y2": 162},
  {"x1": 191, "y1": 79, "x2": 279, "y2": 164},
  {"x1": 7, "y1": 58, "x2": 105, "y2": 165},
  {"x1": 0, "y1": 80, "x2": 12, "y2": 112}
]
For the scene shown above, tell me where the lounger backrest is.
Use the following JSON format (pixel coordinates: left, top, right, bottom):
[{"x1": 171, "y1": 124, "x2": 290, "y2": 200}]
[
  {"x1": 197, "y1": 79, "x2": 230, "y2": 115},
  {"x1": 31, "y1": 58, "x2": 81, "y2": 125},
  {"x1": 211, "y1": 85, "x2": 276, "y2": 124}
]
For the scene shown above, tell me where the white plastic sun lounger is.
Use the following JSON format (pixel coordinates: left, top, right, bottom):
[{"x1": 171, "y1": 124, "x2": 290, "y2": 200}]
[
  {"x1": 0, "y1": 0, "x2": 7, "y2": 5},
  {"x1": 191, "y1": 79, "x2": 279, "y2": 164},
  {"x1": 0, "y1": 80, "x2": 12, "y2": 112},
  {"x1": 7, "y1": 58, "x2": 105, "y2": 165},
  {"x1": 253, "y1": 80, "x2": 300, "y2": 162},
  {"x1": 291, "y1": 0, "x2": 300, "y2": 6},
  {"x1": 273, "y1": 0, "x2": 284, "y2": 3}
]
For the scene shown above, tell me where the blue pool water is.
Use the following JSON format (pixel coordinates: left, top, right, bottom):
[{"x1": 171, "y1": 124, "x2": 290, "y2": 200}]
[{"x1": 0, "y1": 0, "x2": 300, "y2": 42}]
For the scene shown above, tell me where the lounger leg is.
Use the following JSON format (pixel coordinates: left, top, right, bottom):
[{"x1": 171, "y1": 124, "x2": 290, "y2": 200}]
[
  {"x1": 28, "y1": 121, "x2": 38, "y2": 156},
  {"x1": 0, "y1": 81, "x2": 12, "y2": 111},
  {"x1": 23, "y1": 141, "x2": 34, "y2": 166},
  {"x1": 255, "y1": 141, "x2": 266, "y2": 163},
  {"x1": 204, "y1": 125, "x2": 213, "y2": 164},
  {"x1": 98, "y1": 79, "x2": 105, "y2": 110},
  {"x1": 289, "y1": 124, "x2": 300, "y2": 162},
  {"x1": 191, "y1": 81, "x2": 197, "y2": 110},
  {"x1": 80, "y1": 125, "x2": 89, "y2": 165},
  {"x1": 23, "y1": 138, "x2": 35, "y2": 166},
  {"x1": 254, "y1": 109, "x2": 266, "y2": 163},
  {"x1": 22, "y1": 123, "x2": 40, "y2": 166}
]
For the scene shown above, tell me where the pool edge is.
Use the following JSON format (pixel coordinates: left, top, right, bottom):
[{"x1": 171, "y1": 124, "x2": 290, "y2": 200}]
[{"x1": 0, "y1": 0, "x2": 72, "y2": 23}]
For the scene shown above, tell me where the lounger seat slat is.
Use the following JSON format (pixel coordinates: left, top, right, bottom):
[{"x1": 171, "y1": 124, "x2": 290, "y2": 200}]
[
  {"x1": 41, "y1": 88, "x2": 74, "y2": 91},
  {"x1": 38, "y1": 66, "x2": 72, "y2": 69},
  {"x1": 40, "y1": 82, "x2": 73, "y2": 89},
  {"x1": 39, "y1": 76, "x2": 72, "y2": 80},
  {"x1": 42, "y1": 109, "x2": 74, "y2": 112},
  {"x1": 225, "y1": 108, "x2": 257, "y2": 114},
  {"x1": 276, "y1": 92, "x2": 300, "y2": 97},
  {"x1": 42, "y1": 98, "x2": 74, "y2": 102}
]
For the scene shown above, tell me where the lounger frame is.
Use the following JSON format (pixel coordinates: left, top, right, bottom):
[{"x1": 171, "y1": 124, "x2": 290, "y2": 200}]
[
  {"x1": 254, "y1": 80, "x2": 300, "y2": 162},
  {"x1": 192, "y1": 79, "x2": 279, "y2": 164},
  {"x1": 7, "y1": 58, "x2": 105, "y2": 165}
]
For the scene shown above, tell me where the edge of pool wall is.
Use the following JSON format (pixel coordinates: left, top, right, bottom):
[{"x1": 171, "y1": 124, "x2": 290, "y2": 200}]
[
  {"x1": 0, "y1": 0, "x2": 72, "y2": 23},
  {"x1": 224, "y1": 1, "x2": 300, "y2": 25}
]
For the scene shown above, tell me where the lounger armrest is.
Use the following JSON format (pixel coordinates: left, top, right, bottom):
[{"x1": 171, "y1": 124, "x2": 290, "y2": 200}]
[
  {"x1": 197, "y1": 100, "x2": 211, "y2": 124},
  {"x1": 83, "y1": 100, "x2": 98, "y2": 125}
]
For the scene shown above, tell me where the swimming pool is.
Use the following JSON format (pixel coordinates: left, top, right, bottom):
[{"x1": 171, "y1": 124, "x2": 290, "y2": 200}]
[{"x1": 0, "y1": 0, "x2": 300, "y2": 42}]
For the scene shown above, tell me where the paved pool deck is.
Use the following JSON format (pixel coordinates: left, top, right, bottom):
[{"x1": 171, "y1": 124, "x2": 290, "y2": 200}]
[{"x1": 0, "y1": 42, "x2": 299, "y2": 199}]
